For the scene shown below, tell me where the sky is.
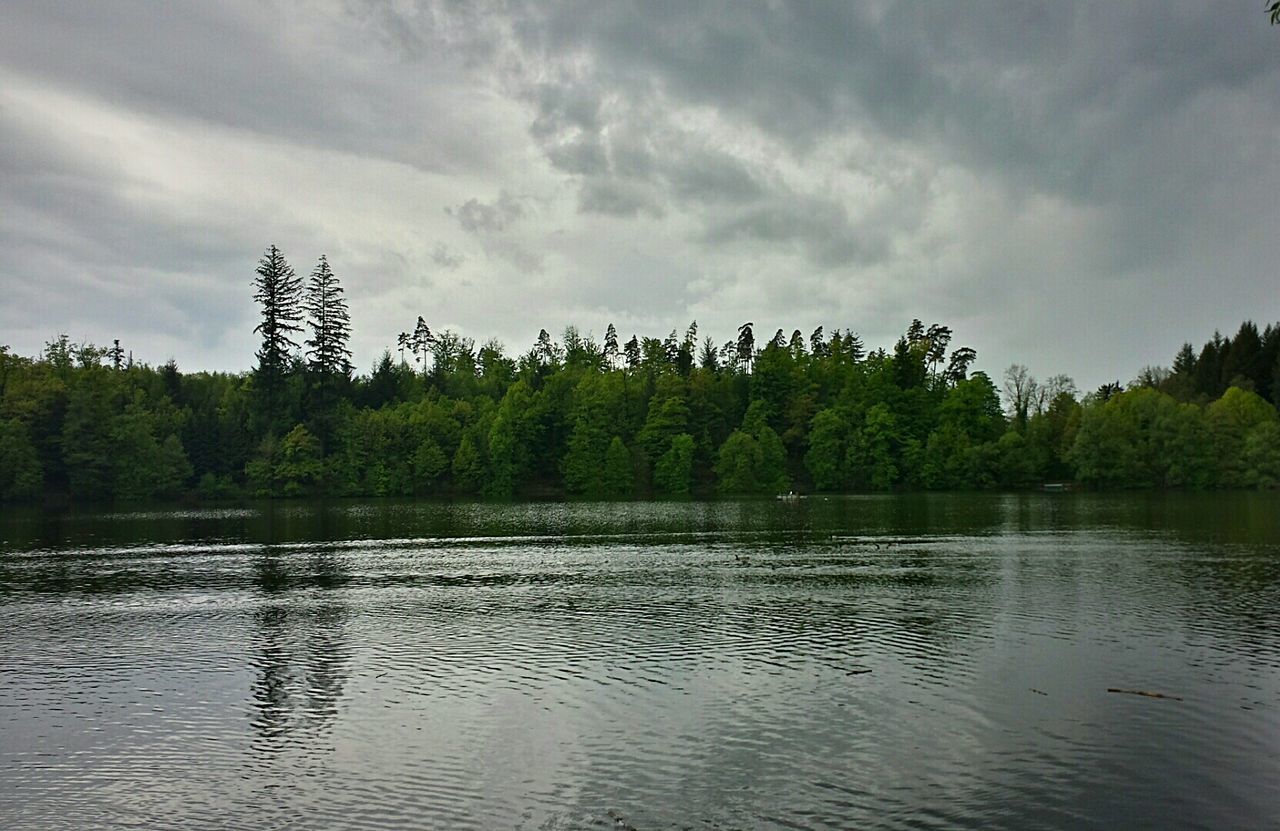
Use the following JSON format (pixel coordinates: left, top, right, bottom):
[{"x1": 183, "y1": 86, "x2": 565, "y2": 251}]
[{"x1": 2, "y1": 1, "x2": 1278, "y2": 392}]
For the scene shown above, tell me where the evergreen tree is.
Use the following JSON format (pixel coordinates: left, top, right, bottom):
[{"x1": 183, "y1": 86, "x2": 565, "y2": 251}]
[
  {"x1": 252, "y1": 245, "x2": 302, "y2": 429},
  {"x1": 698, "y1": 336, "x2": 719, "y2": 371},
  {"x1": 108, "y1": 339, "x2": 125, "y2": 371},
  {"x1": 603, "y1": 324, "x2": 619, "y2": 369},
  {"x1": 303, "y1": 255, "x2": 352, "y2": 447},
  {"x1": 809, "y1": 326, "x2": 827, "y2": 358},
  {"x1": 412, "y1": 317, "x2": 433, "y2": 368},
  {"x1": 304, "y1": 256, "x2": 352, "y2": 379},
  {"x1": 736, "y1": 322, "x2": 755, "y2": 372}
]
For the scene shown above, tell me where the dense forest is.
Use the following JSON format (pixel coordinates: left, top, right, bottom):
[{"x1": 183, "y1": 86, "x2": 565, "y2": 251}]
[{"x1": 2, "y1": 247, "x2": 1280, "y2": 503}]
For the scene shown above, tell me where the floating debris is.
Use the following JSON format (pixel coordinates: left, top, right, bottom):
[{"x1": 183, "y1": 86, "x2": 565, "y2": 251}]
[{"x1": 1107, "y1": 688, "x2": 1183, "y2": 701}]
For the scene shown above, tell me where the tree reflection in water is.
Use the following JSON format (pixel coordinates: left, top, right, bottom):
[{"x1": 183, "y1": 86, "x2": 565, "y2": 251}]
[{"x1": 249, "y1": 547, "x2": 352, "y2": 751}]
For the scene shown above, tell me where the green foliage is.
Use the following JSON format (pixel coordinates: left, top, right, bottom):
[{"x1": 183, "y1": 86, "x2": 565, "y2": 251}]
[
  {"x1": 849, "y1": 403, "x2": 899, "y2": 490},
  {"x1": 715, "y1": 430, "x2": 761, "y2": 494},
  {"x1": 1208, "y1": 387, "x2": 1277, "y2": 487},
  {"x1": 637, "y1": 381, "x2": 690, "y2": 463},
  {"x1": 0, "y1": 418, "x2": 43, "y2": 500},
  {"x1": 61, "y1": 372, "x2": 117, "y2": 498},
  {"x1": 806, "y1": 408, "x2": 850, "y2": 491},
  {"x1": 602, "y1": 436, "x2": 634, "y2": 498},
  {"x1": 451, "y1": 434, "x2": 484, "y2": 494},
  {"x1": 276, "y1": 424, "x2": 323, "y2": 496},
  {"x1": 715, "y1": 425, "x2": 788, "y2": 495},
  {"x1": 9, "y1": 307, "x2": 1280, "y2": 503},
  {"x1": 412, "y1": 437, "x2": 450, "y2": 494},
  {"x1": 245, "y1": 434, "x2": 278, "y2": 497},
  {"x1": 654, "y1": 433, "x2": 695, "y2": 495}
]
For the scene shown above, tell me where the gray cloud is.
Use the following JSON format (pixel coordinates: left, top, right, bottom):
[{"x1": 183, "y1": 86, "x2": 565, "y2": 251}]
[
  {"x1": 447, "y1": 190, "x2": 529, "y2": 234},
  {"x1": 1, "y1": 0, "x2": 1278, "y2": 390},
  {"x1": 577, "y1": 178, "x2": 665, "y2": 218},
  {"x1": 430, "y1": 242, "x2": 465, "y2": 270}
]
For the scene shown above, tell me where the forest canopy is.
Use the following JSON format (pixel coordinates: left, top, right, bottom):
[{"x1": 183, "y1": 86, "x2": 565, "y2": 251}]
[{"x1": 1, "y1": 247, "x2": 1279, "y2": 503}]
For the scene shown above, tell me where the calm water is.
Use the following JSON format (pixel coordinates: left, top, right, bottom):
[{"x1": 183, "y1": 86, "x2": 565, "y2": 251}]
[{"x1": 2, "y1": 494, "x2": 1279, "y2": 830}]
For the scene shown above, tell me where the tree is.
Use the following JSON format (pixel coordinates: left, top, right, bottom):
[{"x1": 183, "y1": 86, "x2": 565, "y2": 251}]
[
  {"x1": 412, "y1": 317, "x2": 433, "y2": 368},
  {"x1": 252, "y1": 245, "x2": 303, "y2": 428},
  {"x1": 304, "y1": 256, "x2": 352, "y2": 378},
  {"x1": 1207, "y1": 386, "x2": 1277, "y2": 487},
  {"x1": 736, "y1": 322, "x2": 755, "y2": 372},
  {"x1": 603, "y1": 324, "x2": 620, "y2": 369},
  {"x1": 61, "y1": 372, "x2": 116, "y2": 499},
  {"x1": 156, "y1": 434, "x2": 193, "y2": 498},
  {"x1": 851, "y1": 403, "x2": 900, "y2": 490},
  {"x1": 1003, "y1": 364, "x2": 1040, "y2": 429},
  {"x1": 411, "y1": 437, "x2": 450, "y2": 494},
  {"x1": 715, "y1": 401, "x2": 789, "y2": 494},
  {"x1": 111, "y1": 398, "x2": 165, "y2": 500},
  {"x1": 809, "y1": 326, "x2": 827, "y2": 358},
  {"x1": 108, "y1": 339, "x2": 125, "y2": 371},
  {"x1": 654, "y1": 433, "x2": 695, "y2": 495},
  {"x1": 805, "y1": 408, "x2": 850, "y2": 491},
  {"x1": 303, "y1": 255, "x2": 352, "y2": 448},
  {"x1": 715, "y1": 430, "x2": 762, "y2": 493},
  {"x1": 924, "y1": 323, "x2": 952, "y2": 376},
  {"x1": 451, "y1": 434, "x2": 484, "y2": 494},
  {"x1": 276, "y1": 424, "x2": 323, "y2": 496},
  {"x1": 602, "y1": 437, "x2": 634, "y2": 497},
  {"x1": 698, "y1": 336, "x2": 719, "y2": 371},
  {"x1": 0, "y1": 418, "x2": 43, "y2": 500}
]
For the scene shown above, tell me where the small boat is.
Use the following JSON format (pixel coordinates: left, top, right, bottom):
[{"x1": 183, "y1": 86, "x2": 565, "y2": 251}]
[{"x1": 776, "y1": 491, "x2": 801, "y2": 501}]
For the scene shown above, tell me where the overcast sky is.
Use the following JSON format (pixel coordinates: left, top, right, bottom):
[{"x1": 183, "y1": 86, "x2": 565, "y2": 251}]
[{"x1": 2, "y1": 1, "x2": 1278, "y2": 390}]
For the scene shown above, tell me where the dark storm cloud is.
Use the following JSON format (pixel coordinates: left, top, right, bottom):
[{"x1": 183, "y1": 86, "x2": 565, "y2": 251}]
[
  {"x1": 485, "y1": 0, "x2": 1280, "y2": 275},
  {"x1": 701, "y1": 195, "x2": 888, "y2": 268}
]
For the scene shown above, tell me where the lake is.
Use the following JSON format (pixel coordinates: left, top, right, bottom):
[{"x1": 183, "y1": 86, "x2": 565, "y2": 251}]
[{"x1": 2, "y1": 494, "x2": 1279, "y2": 829}]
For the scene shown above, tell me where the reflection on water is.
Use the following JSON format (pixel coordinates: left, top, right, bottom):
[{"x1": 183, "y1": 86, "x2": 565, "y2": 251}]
[
  {"x1": 1, "y1": 494, "x2": 1279, "y2": 830},
  {"x1": 250, "y1": 549, "x2": 352, "y2": 752}
]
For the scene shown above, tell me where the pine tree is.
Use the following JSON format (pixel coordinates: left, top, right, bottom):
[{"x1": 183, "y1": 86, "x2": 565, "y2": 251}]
[
  {"x1": 304, "y1": 255, "x2": 352, "y2": 379},
  {"x1": 412, "y1": 316, "x2": 433, "y2": 368},
  {"x1": 303, "y1": 255, "x2": 351, "y2": 451},
  {"x1": 252, "y1": 245, "x2": 302, "y2": 429},
  {"x1": 603, "y1": 324, "x2": 619, "y2": 369},
  {"x1": 736, "y1": 322, "x2": 755, "y2": 371}
]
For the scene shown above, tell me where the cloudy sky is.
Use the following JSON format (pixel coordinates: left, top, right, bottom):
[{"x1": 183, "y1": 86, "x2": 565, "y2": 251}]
[{"x1": 2, "y1": 1, "x2": 1278, "y2": 390}]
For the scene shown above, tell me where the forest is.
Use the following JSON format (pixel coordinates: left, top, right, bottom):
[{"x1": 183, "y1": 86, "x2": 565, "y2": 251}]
[{"x1": 2, "y1": 246, "x2": 1279, "y2": 503}]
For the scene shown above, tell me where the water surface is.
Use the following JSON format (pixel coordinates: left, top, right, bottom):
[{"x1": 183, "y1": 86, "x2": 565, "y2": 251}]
[{"x1": 2, "y1": 494, "x2": 1278, "y2": 829}]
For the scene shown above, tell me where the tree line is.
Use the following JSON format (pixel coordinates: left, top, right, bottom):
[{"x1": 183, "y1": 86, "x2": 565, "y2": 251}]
[{"x1": 2, "y1": 247, "x2": 1279, "y2": 503}]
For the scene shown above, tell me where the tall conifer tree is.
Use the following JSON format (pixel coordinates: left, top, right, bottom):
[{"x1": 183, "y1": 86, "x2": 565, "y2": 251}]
[
  {"x1": 304, "y1": 255, "x2": 352, "y2": 379},
  {"x1": 252, "y1": 245, "x2": 302, "y2": 429},
  {"x1": 303, "y1": 255, "x2": 351, "y2": 450}
]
